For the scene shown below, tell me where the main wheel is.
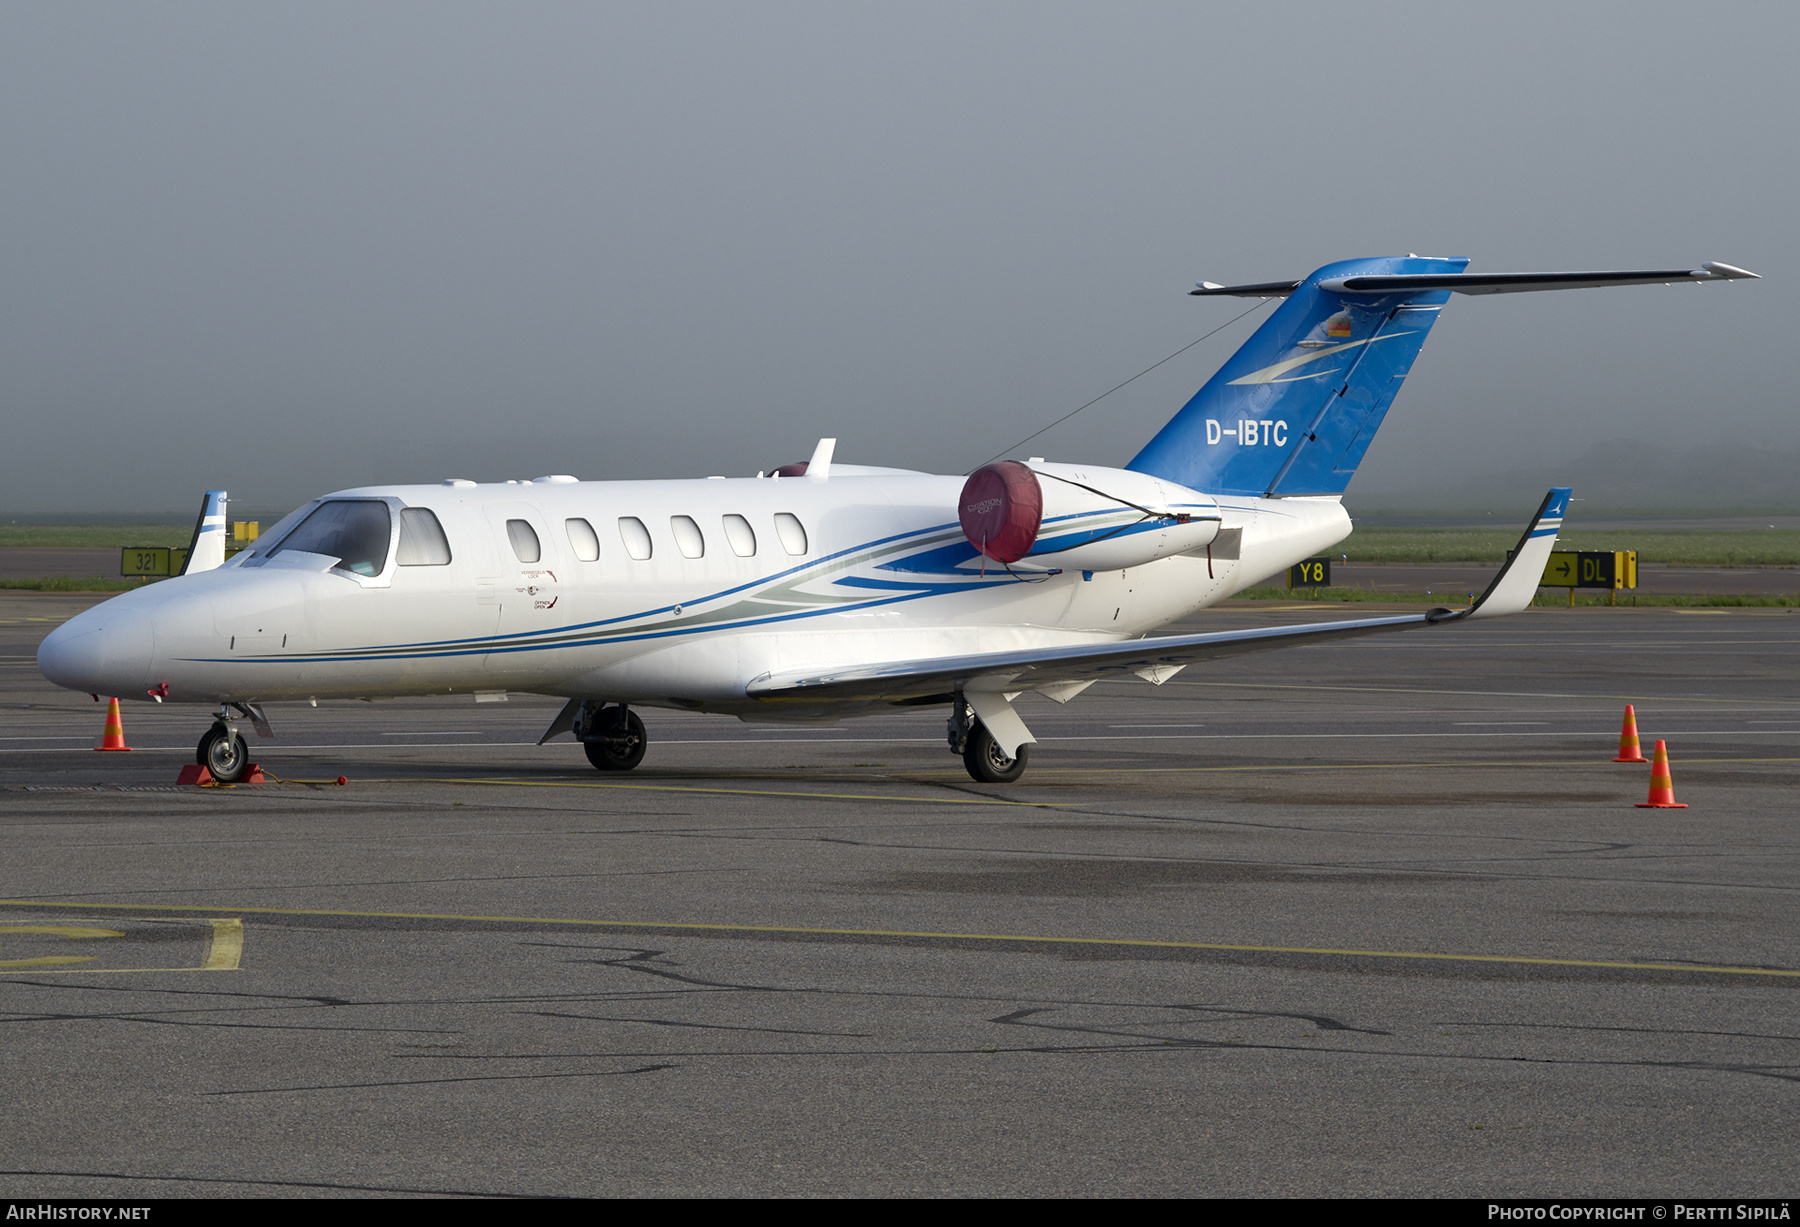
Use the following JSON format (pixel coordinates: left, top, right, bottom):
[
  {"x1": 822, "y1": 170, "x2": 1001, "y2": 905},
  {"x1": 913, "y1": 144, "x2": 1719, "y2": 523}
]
[
  {"x1": 197, "y1": 725, "x2": 250, "y2": 783},
  {"x1": 962, "y1": 723, "x2": 1028, "y2": 784},
  {"x1": 582, "y1": 707, "x2": 647, "y2": 771}
]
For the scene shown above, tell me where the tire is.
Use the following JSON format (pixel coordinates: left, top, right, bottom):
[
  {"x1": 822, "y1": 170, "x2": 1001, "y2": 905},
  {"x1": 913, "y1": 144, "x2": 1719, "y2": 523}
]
[
  {"x1": 198, "y1": 726, "x2": 250, "y2": 783},
  {"x1": 582, "y1": 707, "x2": 647, "y2": 771},
  {"x1": 962, "y1": 723, "x2": 1028, "y2": 784}
]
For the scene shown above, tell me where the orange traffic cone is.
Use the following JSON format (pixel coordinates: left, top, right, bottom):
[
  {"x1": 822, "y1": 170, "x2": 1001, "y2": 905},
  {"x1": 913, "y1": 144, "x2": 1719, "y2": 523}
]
[
  {"x1": 95, "y1": 697, "x2": 132, "y2": 752},
  {"x1": 1635, "y1": 740, "x2": 1687, "y2": 809},
  {"x1": 1613, "y1": 704, "x2": 1648, "y2": 762}
]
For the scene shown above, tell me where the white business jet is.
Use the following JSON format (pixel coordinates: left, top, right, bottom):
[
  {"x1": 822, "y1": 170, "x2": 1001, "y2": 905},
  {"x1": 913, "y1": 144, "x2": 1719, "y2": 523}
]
[{"x1": 39, "y1": 256, "x2": 1757, "y2": 783}]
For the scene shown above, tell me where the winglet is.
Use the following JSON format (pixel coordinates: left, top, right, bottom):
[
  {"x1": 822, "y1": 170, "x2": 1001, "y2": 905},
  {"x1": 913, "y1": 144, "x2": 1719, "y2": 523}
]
[
  {"x1": 178, "y1": 490, "x2": 229, "y2": 575},
  {"x1": 1445, "y1": 487, "x2": 1572, "y2": 621}
]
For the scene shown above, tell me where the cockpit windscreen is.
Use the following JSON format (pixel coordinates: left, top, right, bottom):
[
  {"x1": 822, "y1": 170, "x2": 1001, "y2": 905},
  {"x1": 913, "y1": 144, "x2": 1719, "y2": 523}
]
[{"x1": 270, "y1": 500, "x2": 392, "y2": 576}]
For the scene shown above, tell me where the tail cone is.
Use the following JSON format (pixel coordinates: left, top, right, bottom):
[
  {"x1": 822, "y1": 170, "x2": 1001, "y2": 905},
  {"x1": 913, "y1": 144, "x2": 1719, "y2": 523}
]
[
  {"x1": 1613, "y1": 703, "x2": 1648, "y2": 762},
  {"x1": 95, "y1": 697, "x2": 132, "y2": 752},
  {"x1": 1635, "y1": 740, "x2": 1687, "y2": 809}
]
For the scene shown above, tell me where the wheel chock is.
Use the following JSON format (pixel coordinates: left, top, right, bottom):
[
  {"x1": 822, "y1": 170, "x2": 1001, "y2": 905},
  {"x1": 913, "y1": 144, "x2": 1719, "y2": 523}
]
[{"x1": 176, "y1": 763, "x2": 265, "y2": 786}]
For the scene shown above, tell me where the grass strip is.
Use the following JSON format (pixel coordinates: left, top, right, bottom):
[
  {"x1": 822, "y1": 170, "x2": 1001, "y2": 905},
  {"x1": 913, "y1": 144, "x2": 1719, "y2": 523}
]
[
  {"x1": 1338, "y1": 527, "x2": 1800, "y2": 566},
  {"x1": 2, "y1": 523, "x2": 1798, "y2": 565},
  {"x1": 0, "y1": 525, "x2": 193, "y2": 549},
  {"x1": 0, "y1": 578, "x2": 147, "y2": 592}
]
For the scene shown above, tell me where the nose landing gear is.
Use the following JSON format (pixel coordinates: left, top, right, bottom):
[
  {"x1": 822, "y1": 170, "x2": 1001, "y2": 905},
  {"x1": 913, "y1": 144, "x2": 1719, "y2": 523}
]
[
  {"x1": 193, "y1": 703, "x2": 272, "y2": 784},
  {"x1": 577, "y1": 701, "x2": 647, "y2": 771},
  {"x1": 197, "y1": 711, "x2": 251, "y2": 783}
]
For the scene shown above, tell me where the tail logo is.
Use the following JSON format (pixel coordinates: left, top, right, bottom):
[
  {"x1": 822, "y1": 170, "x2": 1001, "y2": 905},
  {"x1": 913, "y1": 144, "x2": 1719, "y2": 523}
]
[{"x1": 1227, "y1": 330, "x2": 1418, "y2": 387}]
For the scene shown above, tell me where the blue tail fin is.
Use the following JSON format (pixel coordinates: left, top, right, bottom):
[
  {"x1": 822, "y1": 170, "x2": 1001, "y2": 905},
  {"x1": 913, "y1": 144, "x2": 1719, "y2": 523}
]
[{"x1": 1128, "y1": 256, "x2": 1467, "y2": 497}]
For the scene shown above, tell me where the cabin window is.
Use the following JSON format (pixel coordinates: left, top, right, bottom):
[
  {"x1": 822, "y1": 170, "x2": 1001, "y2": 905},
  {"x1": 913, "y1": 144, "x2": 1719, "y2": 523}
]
[
  {"x1": 671, "y1": 515, "x2": 705, "y2": 559},
  {"x1": 396, "y1": 508, "x2": 452, "y2": 566},
  {"x1": 722, "y1": 513, "x2": 756, "y2": 557},
  {"x1": 774, "y1": 512, "x2": 808, "y2": 556},
  {"x1": 506, "y1": 519, "x2": 541, "y2": 563},
  {"x1": 271, "y1": 500, "x2": 391, "y2": 577},
  {"x1": 618, "y1": 516, "x2": 653, "y2": 560},
  {"x1": 566, "y1": 518, "x2": 600, "y2": 562}
]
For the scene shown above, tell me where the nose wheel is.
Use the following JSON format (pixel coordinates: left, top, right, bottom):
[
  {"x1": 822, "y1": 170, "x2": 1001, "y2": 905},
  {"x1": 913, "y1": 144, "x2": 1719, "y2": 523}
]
[
  {"x1": 197, "y1": 723, "x2": 251, "y2": 783},
  {"x1": 580, "y1": 703, "x2": 647, "y2": 771}
]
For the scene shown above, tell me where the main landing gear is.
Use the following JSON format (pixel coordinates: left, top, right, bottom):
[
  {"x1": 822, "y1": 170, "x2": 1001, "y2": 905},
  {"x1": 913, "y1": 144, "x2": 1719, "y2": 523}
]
[
  {"x1": 196, "y1": 708, "x2": 251, "y2": 783},
  {"x1": 948, "y1": 698, "x2": 1029, "y2": 784},
  {"x1": 577, "y1": 701, "x2": 647, "y2": 771}
]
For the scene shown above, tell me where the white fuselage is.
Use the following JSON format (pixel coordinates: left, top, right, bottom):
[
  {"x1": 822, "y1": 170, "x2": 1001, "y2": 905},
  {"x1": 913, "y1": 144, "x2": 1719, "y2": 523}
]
[{"x1": 39, "y1": 467, "x2": 1351, "y2": 719}]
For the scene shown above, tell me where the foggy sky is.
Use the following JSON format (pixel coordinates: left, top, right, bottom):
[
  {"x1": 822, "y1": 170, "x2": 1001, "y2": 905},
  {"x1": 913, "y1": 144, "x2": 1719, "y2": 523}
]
[{"x1": 1, "y1": 2, "x2": 1792, "y2": 516}]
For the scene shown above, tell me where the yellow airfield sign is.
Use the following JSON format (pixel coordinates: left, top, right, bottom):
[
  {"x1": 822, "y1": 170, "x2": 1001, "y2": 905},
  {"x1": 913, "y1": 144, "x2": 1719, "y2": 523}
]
[
  {"x1": 1540, "y1": 550, "x2": 1637, "y2": 590},
  {"x1": 119, "y1": 547, "x2": 191, "y2": 578}
]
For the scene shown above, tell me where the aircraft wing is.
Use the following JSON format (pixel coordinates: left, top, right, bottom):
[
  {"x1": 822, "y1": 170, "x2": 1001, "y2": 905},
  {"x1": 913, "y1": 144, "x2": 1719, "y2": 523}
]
[{"x1": 747, "y1": 489, "x2": 1571, "y2": 708}]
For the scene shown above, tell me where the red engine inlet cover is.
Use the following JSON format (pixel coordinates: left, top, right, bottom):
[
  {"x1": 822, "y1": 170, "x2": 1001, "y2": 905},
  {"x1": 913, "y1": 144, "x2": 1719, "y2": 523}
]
[{"x1": 959, "y1": 461, "x2": 1043, "y2": 564}]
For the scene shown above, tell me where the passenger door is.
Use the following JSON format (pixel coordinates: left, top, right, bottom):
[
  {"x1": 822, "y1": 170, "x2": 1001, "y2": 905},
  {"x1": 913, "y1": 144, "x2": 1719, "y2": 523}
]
[{"x1": 482, "y1": 503, "x2": 563, "y2": 678}]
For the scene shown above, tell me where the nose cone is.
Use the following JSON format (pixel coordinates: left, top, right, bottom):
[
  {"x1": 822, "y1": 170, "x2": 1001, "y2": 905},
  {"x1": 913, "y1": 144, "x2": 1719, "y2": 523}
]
[{"x1": 38, "y1": 604, "x2": 156, "y2": 696}]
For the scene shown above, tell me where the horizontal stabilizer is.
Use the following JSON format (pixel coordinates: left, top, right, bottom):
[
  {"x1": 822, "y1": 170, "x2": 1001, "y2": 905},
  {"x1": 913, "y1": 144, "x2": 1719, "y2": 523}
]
[
  {"x1": 1193, "y1": 262, "x2": 1758, "y2": 298},
  {"x1": 1321, "y1": 262, "x2": 1759, "y2": 295},
  {"x1": 1189, "y1": 279, "x2": 1304, "y2": 299}
]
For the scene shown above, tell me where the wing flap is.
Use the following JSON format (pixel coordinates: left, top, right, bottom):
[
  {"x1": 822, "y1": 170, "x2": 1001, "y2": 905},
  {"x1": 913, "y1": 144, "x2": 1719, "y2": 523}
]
[{"x1": 745, "y1": 610, "x2": 1445, "y2": 706}]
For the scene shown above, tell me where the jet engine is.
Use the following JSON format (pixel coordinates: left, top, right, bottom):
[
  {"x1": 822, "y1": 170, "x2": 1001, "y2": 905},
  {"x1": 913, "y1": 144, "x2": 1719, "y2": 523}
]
[{"x1": 959, "y1": 460, "x2": 1221, "y2": 572}]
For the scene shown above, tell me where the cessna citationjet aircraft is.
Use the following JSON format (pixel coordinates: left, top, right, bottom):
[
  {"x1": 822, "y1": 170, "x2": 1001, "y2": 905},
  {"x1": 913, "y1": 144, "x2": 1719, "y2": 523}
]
[{"x1": 39, "y1": 256, "x2": 1757, "y2": 783}]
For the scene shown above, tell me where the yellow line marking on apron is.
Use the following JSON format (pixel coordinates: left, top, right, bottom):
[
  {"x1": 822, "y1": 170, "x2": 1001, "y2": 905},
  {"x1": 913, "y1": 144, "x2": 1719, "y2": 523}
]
[
  {"x1": 0, "y1": 922, "x2": 121, "y2": 967},
  {"x1": 0, "y1": 916, "x2": 240, "y2": 974},
  {"x1": 259, "y1": 756, "x2": 1800, "y2": 789},
  {"x1": 201, "y1": 918, "x2": 243, "y2": 970},
  {"x1": 340, "y1": 778, "x2": 1069, "y2": 805},
  {"x1": 2, "y1": 900, "x2": 1793, "y2": 979}
]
